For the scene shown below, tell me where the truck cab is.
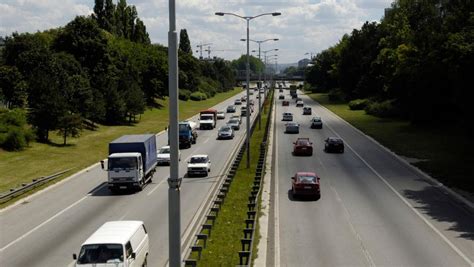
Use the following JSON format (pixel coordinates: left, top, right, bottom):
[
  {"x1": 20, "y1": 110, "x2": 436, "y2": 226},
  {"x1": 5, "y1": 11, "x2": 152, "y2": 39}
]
[
  {"x1": 199, "y1": 109, "x2": 217, "y2": 130},
  {"x1": 178, "y1": 121, "x2": 198, "y2": 148}
]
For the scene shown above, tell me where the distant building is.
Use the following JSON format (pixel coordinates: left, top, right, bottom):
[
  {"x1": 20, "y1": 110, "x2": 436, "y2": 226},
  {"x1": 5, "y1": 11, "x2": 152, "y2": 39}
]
[{"x1": 298, "y1": 58, "x2": 311, "y2": 68}]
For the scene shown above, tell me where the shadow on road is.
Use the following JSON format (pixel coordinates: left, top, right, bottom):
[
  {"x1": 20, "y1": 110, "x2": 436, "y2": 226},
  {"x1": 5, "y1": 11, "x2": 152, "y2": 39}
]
[
  {"x1": 287, "y1": 189, "x2": 320, "y2": 202},
  {"x1": 89, "y1": 182, "x2": 135, "y2": 196},
  {"x1": 403, "y1": 186, "x2": 474, "y2": 240}
]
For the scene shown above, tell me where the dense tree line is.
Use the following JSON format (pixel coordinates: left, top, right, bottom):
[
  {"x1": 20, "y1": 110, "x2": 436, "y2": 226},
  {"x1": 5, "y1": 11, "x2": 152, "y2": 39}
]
[
  {"x1": 0, "y1": 2, "x2": 236, "y2": 149},
  {"x1": 306, "y1": 0, "x2": 473, "y2": 130}
]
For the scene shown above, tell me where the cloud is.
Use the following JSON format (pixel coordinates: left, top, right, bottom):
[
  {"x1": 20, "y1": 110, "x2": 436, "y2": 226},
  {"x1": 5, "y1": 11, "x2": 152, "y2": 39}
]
[{"x1": 0, "y1": 0, "x2": 392, "y2": 63}]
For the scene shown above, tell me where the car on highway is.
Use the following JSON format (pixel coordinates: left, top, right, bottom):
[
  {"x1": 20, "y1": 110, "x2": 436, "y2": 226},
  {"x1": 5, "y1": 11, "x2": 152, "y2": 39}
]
[
  {"x1": 227, "y1": 105, "x2": 236, "y2": 113},
  {"x1": 234, "y1": 99, "x2": 242, "y2": 105},
  {"x1": 227, "y1": 118, "x2": 240, "y2": 130},
  {"x1": 296, "y1": 100, "x2": 304, "y2": 107},
  {"x1": 303, "y1": 106, "x2": 311, "y2": 115},
  {"x1": 279, "y1": 95, "x2": 285, "y2": 100},
  {"x1": 157, "y1": 145, "x2": 181, "y2": 165},
  {"x1": 293, "y1": 138, "x2": 313, "y2": 156},
  {"x1": 241, "y1": 96, "x2": 247, "y2": 102},
  {"x1": 324, "y1": 137, "x2": 345, "y2": 153},
  {"x1": 310, "y1": 117, "x2": 323, "y2": 129},
  {"x1": 282, "y1": 112, "x2": 293, "y2": 121},
  {"x1": 285, "y1": 122, "x2": 300, "y2": 133},
  {"x1": 279, "y1": 88, "x2": 283, "y2": 92},
  {"x1": 217, "y1": 111, "x2": 226, "y2": 120},
  {"x1": 187, "y1": 155, "x2": 211, "y2": 177},
  {"x1": 295, "y1": 97, "x2": 302, "y2": 102},
  {"x1": 282, "y1": 100, "x2": 289, "y2": 106},
  {"x1": 73, "y1": 220, "x2": 149, "y2": 267},
  {"x1": 217, "y1": 125, "x2": 234, "y2": 140},
  {"x1": 291, "y1": 172, "x2": 321, "y2": 199},
  {"x1": 249, "y1": 99, "x2": 255, "y2": 106},
  {"x1": 230, "y1": 115, "x2": 241, "y2": 124},
  {"x1": 241, "y1": 106, "x2": 248, "y2": 117}
]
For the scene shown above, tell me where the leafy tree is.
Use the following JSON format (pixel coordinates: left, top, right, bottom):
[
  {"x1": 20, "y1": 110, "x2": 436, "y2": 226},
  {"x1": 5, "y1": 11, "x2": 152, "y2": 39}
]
[
  {"x1": 179, "y1": 29, "x2": 192, "y2": 55},
  {"x1": 57, "y1": 113, "x2": 83, "y2": 145},
  {"x1": 0, "y1": 66, "x2": 28, "y2": 108}
]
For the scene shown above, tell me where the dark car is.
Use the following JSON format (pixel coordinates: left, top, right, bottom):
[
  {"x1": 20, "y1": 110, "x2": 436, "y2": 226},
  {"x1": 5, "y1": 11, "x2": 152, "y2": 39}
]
[
  {"x1": 324, "y1": 137, "x2": 344, "y2": 153},
  {"x1": 285, "y1": 122, "x2": 300, "y2": 133},
  {"x1": 227, "y1": 105, "x2": 236, "y2": 113},
  {"x1": 293, "y1": 138, "x2": 313, "y2": 156},
  {"x1": 217, "y1": 125, "x2": 234, "y2": 140},
  {"x1": 310, "y1": 117, "x2": 323, "y2": 129},
  {"x1": 282, "y1": 100, "x2": 289, "y2": 106},
  {"x1": 303, "y1": 106, "x2": 311, "y2": 115},
  {"x1": 279, "y1": 88, "x2": 283, "y2": 92},
  {"x1": 291, "y1": 172, "x2": 321, "y2": 199},
  {"x1": 279, "y1": 95, "x2": 284, "y2": 100}
]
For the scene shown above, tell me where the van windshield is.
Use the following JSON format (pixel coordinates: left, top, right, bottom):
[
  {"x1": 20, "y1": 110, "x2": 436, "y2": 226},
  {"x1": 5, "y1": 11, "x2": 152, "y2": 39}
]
[
  {"x1": 179, "y1": 124, "x2": 190, "y2": 132},
  {"x1": 109, "y1": 157, "x2": 138, "y2": 170},
  {"x1": 77, "y1": 244, "x2": 123, "y2": 264}
]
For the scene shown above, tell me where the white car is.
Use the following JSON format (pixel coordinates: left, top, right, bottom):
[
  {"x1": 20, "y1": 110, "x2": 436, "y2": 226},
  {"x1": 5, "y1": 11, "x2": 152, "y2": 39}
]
[
  {"x1": 282, "y1": 112, "x2": 293, "y2": 121},
  {"x1": 157, "y1": 146, "x2": 181, "y2": 165},
  {"x1": 217, "y1": 111, "x2": 226, "y2": 120},
  {"x1": 187, "y1": 155, "x2": 211, "y2": 177},
  {"x1": 296, "y1": 100, "x2": 304, "y2": 107}
]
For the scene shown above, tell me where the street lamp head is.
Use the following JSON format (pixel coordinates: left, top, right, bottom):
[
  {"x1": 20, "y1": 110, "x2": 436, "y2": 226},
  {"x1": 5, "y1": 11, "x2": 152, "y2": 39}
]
[
  {"x1": 215, "y1": 12, "x2": 224, "y2": 16},
  {"x1": 272, "y1": 12, "x2": 281, "y2": 16},
  {"x1": 240, "y1": 39, "x2": 246, "y2": 42},
  {"x1": 275, "y1": 49, "x2": 279, "y2": 51},
  {"x1": 273, "y1": 38, "x2": 279, "y2": 41}
]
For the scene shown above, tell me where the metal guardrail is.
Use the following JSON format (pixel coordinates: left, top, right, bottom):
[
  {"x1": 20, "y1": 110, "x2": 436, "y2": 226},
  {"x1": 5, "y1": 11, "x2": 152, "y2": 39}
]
[
  {"x1": 237, "y1": 90, "x2": 274, "y2": 266},
  {"x1": 183, "y1": 91, "x2": 273, "y2": 267},
  {"x1": 0, "y1": 169, "x2": 73, "y2": 204}
]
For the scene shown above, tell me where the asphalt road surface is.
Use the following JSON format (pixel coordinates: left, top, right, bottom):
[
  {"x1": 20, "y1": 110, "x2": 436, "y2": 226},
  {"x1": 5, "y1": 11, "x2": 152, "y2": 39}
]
[
  {"x1": 270, "y1": 89, "x2": 473, "y2": 266},
  {"x1": 0, "y1": 88, "x2": 263, "y2": 267}
]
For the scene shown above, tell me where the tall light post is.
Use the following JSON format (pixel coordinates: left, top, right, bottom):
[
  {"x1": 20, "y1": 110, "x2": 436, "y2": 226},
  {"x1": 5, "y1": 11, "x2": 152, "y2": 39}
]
[
  {"x1": 262, "y1": 49, "x2": 278, "y2": 94},
  {"x1": 215, "y1": 11, "x2": 281, "y2": 168},
  {"x1": 167, "y1": 0, "x2": 181, "y2": 266},
  {"x1": 242, "y1": 38, "x2": 278, "y2": 129}
]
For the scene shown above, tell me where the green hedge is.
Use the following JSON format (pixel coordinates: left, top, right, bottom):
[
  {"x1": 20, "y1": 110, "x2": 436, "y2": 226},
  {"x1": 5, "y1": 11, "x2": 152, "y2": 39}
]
[
  {"x1": 190, "y1": 91, "x2": 208, "y2": 101},
  {"x1": 0, "y1": 109, "x2": 35, "y2": 151},
  {"x1": 365, "y1": 99, "x2": 399, "y2": 117},
  {"x1": 179, "y1": 89, "x2": 191, "y2": 101},
  {"x1": 349, "y1": 98, "x2": 371, "y2": 110}
]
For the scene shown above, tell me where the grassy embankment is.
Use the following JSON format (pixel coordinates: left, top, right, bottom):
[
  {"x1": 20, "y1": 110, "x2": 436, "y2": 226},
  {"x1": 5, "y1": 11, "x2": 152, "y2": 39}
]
[
  {"x1": 307, "y1": 93, "x2": 473, "y2": 193},
  {"x1": 0, "y1": 88, "x2": 242, "y2": 206},
  {"x1": 191, "y1": 92, "x2": 272, "y2": 265}
]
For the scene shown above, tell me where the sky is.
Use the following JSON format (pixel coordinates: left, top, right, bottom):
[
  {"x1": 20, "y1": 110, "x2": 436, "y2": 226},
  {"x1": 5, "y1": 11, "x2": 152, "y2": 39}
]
[{"x1": 0, "y1": 0, "x2": 393, "y2": 63}]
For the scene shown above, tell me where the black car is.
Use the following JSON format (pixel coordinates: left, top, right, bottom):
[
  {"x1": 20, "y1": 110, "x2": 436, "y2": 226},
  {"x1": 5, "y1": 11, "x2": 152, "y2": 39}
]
[
  {"x1": 227, "y1": 105, "x2": 236, "y2": 113},
  {"x1": 324, "y1": 137, "x2": 344, "y2": 153},
  {"x1": 279, "y1": 95, "x2": 284, "y2": 100}
]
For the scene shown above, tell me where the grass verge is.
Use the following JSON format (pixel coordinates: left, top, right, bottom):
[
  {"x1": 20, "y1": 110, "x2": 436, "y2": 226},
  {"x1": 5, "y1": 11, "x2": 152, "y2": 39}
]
[
  {"x1": 307, "y1": 93, "x2": 473, "y2": 193},
  {"x1": 192, "y1": 92, "x2": 272, "y2": 265},
  {"x1": 0, "y1": 88, "x2": 242, "y2": 206}
]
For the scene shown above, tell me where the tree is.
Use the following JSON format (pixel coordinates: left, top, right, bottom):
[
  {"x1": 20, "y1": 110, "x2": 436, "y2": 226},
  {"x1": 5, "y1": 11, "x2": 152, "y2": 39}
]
[
  {"x1": 57, "y1": 113, "x2": 83, "y2": 145},
  {"x1": 179, "y1": 29, "x2": 192, "y2": 55},
  {"x1": 0, "y1": 66, "x2": 28, "y2": 108}
]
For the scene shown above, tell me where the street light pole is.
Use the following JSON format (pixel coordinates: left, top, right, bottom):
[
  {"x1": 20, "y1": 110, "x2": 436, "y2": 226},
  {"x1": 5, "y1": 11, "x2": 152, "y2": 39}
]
[
  {"x1": 242, "y1": 38, "x2": 278, "y2": 130},
  {"x1": 168, "y1": 0, "x2": 181, "y2": 266},
  {"x1": 215, "y1": 11, "x2": 281, "y2": 168}
]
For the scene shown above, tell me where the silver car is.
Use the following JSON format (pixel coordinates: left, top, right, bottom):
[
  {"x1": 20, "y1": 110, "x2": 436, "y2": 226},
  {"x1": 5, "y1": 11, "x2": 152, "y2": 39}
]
[{"x1": 285, "y1": 122, "x2": 300, "y2": 134}]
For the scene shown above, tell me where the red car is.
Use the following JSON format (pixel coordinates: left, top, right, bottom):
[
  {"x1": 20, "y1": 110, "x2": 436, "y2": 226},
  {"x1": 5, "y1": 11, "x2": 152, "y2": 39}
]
[
  {"x1": 282, "y1": 100, "x2": 289, "y2": 106},
  {"x1": 293, "y1": 138, "x2": 313, "y2": 156},
  {"x1": 291, "y1": 172, "x2": 321, "y2": 199}
]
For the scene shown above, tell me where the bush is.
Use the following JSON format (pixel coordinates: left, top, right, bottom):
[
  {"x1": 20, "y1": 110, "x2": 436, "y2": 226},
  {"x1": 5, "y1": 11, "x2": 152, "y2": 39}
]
[
  {"x1": 190, "y1": 91, "x2": 208, "y2": 101},
  {"x1": 365, "y1": 99, "x2": 399, "y2": 117},
  {"x1": 179, "y1": 89, "x2": 191, "y2": 101},
  {"x1": 328, "y1": 89, "x2": 346, "y2": 102},
  {"x1": 349, "y1": 99, "x2": 371, "y2": 110},
  {"x1": 2, "y1": 127, "x2": 27, "y2": 151}
]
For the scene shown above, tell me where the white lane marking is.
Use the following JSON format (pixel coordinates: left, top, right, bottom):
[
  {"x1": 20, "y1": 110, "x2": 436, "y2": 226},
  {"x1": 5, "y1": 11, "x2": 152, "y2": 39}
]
[
  {"x1": 203, "y1": 138, "x2": 210, "y2": 144},
  {"x1": 146, "y1": 178, "x2": 167, "y2": 196},
  {"x1": 0, "y1": 195, "x2": 89, "y2": 252},
  {"x1": 329, "y1": 185, "x2": 376, "y2": 267},
  {"x1": 324, "y1": 122, "x2": 474, "y2": 266},
  {"x1": 274, "y1": 110, "x2": 281, "y2": 267}
]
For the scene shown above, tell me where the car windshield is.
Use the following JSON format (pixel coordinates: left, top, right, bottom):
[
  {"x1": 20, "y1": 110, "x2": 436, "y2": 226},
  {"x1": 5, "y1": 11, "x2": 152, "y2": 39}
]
[
  {"x1": 313, "y1": 118, "x2": 321, "y2": 122},
  {"x1": 200, "y1": 114, "x2": 213, "y2": 120},
  {"x1": 218, "y1": 112, "x2": 224, "y2": 115},
  {"x1": 220, "y1": 126, "x2": 231, "y2": 131},
  {"x1": 229, "y1": 119, "x2": 238, "y2": 124},
  {"x1": 179, "y1": 124, "x2": 189, "y2": 131},
  {"x1": 298, "y1": 175, "x2": 316, "y2": 183},
  {"x1": 288, "y1": 123, "x2": 298, "y2": 126},
  {"x1": 297, "y1": 140, "x2": 309, "y2": 145},
  {"x1": 108, "y1": 157, "x2": 137, "y2": 170},
  {"x1": 190, "y1": 157, "x2": 208, "y2": 163},
  {"x1": 77, "y1": 244, "x2": 123, "y2": 264},
  {"x1": 159, "y1": 147, "x2": 170, "y2": 154}
]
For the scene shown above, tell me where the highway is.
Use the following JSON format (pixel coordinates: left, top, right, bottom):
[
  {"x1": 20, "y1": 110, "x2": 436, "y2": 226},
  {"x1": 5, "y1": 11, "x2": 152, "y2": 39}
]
[
  {"x1": 270, "y1": 89, "x2": 474, "y2": 266},
  {"x1": 0, "y1": 89, "x2": 262, "y2": 267}
]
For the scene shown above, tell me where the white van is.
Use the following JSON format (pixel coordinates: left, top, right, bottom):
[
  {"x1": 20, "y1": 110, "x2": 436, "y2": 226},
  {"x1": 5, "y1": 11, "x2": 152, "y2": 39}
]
[{"x1": 73, "y1": 221, "x2": 149, "y2": 267}]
